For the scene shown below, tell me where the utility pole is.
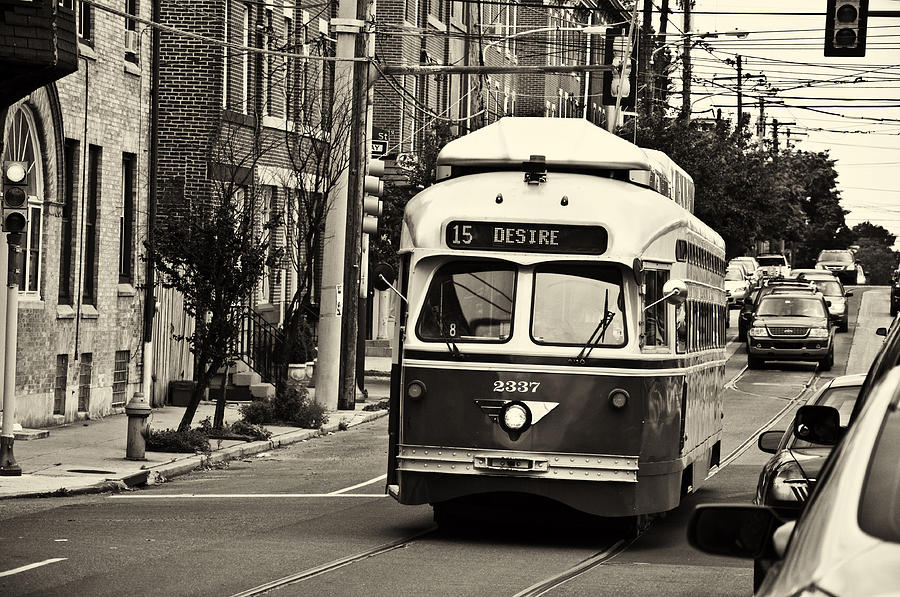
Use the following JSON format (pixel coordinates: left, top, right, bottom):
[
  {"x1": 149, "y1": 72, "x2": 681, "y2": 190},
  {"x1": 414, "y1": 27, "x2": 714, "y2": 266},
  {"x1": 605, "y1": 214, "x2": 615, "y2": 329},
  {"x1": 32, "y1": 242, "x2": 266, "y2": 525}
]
[
  {"x1": 736, "y1": 54, "x2": 742, "y2": 130},
  {"x1": 681, "y1": 0, "x2": 691, "y2": 120},
  {"x1": 758, "y1": 96, "x2": 765, "y2": 138},
  {"x1": 0, "y1": 232, "x2": 22, "y2": 476},
  {"x1": 638, "y1": 0, "x2": 653, "y2": 120},
  {"x1": 318, "y1": 0, "x2": 370, "y2": 411}
]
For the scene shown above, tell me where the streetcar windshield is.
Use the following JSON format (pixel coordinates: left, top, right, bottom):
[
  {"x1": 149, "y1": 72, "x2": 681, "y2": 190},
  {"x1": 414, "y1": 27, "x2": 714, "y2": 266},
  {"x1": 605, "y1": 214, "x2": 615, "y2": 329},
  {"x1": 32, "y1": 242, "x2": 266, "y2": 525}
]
[
  {"x1": 531, "y1": 264, "x2": 626, "y2": 346},
  {"x1": 416, "y1": 261, "x2": 515, "y2": 342}
]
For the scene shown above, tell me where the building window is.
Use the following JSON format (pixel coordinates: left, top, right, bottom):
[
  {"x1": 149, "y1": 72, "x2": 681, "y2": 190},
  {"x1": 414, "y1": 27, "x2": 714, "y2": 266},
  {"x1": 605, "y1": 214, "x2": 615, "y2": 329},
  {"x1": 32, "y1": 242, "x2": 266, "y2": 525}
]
[
  {"x1": 83, "y1": 145, "x2": 101, "y2": 306},
  {"x1": 2, "y1": 105, "x2": 44, "y2": 297},
  {"x1": 262, "y1": 7, "x2": 273, "y2": 116},
  {"x1": 125, "y1": 0, "x2": 139, "y2": 61},
  {"x1": 284, "y1": 15, "x2": 294, "y2": 120},
  {"x1": 120, "y1": 153, "x2": 135, "y2": 284},
  {"x1": 60, "y1": 140, "x2": 77, "y2": 304},
  {"x1": 54, "y1": 354, "x2": 68, "y2": 416},
  {"x1": 242, "y1": 3, "x2": 250, "y2": 114},
  {"x1": 112, "y1": 350, "x2": 130, "y2": 408},
  {"x1": 78, "y1": 353, "x2": 92, "y2": 412},
  {"x1": 77, "y1": 0, "x2": 93, "y2": 43}
]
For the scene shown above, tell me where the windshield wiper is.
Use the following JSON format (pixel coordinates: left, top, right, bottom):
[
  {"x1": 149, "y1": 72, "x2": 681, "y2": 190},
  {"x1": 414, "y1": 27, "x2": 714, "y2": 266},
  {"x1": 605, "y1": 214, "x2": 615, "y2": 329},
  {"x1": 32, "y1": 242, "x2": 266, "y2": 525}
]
[
  {"x1": 431, "y1": 306, "x2": 464, "y2": 359},
  {"x1": 571, "y1": 289, "x2": 615, "y2": 364}
]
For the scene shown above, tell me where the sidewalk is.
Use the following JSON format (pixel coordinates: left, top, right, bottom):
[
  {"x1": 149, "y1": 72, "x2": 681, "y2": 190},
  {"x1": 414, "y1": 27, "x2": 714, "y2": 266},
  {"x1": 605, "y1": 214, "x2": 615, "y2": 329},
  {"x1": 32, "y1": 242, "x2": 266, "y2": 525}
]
[{"x1": 0, "y1": 356, "x2": 393, "y2": 500}]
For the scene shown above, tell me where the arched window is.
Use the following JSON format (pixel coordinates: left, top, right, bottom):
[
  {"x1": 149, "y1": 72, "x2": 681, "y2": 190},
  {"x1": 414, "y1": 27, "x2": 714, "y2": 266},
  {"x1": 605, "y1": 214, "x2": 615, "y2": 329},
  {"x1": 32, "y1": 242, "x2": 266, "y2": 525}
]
[{"x1": 2, "y1": 104, "x2": 44, "y2": 296}]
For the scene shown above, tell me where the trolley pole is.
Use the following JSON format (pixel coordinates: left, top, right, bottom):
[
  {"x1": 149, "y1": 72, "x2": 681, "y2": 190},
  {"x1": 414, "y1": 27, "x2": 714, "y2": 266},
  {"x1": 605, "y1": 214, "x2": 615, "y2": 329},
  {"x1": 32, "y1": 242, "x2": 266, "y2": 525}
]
[{"x1": 0, "y1": 233, "x2": 22, "y2": 476}]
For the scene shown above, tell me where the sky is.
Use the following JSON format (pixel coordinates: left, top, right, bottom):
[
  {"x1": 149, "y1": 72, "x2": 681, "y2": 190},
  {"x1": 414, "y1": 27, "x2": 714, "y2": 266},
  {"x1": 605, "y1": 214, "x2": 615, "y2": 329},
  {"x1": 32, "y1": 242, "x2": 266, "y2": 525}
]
[{"x1": 657, "y1": 0, "x2": 900, "y2": 247}]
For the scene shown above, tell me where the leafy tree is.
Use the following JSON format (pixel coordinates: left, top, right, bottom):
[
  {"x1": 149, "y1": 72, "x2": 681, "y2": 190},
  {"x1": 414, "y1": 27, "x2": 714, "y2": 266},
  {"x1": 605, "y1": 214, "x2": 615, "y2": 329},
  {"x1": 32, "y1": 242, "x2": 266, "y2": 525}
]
[
  {"x1": 852, "y1": 222, "x2": 899, "y2": 285},
  {"x1": 150, "y1": 122, "x2": 282, "y2": 431}
]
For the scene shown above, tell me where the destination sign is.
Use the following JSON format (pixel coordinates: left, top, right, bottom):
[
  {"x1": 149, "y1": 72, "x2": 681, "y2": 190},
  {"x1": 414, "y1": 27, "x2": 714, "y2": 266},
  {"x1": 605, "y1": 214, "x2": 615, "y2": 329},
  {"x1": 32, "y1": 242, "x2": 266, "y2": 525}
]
[{"x1": 446, "y1": 221, "x2": 608, "y2": 254}]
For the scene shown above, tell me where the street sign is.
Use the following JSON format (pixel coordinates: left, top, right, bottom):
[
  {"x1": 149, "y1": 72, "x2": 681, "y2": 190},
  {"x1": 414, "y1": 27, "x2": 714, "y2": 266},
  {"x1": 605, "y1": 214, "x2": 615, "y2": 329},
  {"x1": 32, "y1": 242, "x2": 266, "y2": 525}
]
[{"x1": 371, "y1": 126, "x2": 389, "y2": 157}]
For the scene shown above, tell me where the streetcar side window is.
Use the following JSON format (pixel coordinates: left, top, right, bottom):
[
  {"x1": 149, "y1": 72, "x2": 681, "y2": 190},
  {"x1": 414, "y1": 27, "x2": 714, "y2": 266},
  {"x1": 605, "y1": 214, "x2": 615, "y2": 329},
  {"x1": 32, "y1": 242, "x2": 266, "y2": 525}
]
[
  {"x1": 531, "y1": 263, "x2": 626, "y2": 347},
  {"x1": 643, "y1": 269, "x2": 669, "y2": 348},
  {"x1": 416, "y1": 261, "x2": 515, "y2": 342}
]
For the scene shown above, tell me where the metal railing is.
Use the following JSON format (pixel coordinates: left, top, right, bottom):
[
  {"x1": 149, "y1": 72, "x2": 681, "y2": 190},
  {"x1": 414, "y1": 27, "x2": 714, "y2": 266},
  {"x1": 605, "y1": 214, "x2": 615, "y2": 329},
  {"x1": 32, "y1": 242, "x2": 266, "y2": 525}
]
[{"x1": 237, "y1": 308, "x2": 287, "y2": 386}]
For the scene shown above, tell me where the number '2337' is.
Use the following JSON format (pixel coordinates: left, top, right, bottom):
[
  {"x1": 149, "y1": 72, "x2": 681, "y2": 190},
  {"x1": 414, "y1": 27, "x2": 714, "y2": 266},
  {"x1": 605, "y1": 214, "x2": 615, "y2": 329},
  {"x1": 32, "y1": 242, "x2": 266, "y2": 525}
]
[{"x1": 493, "y1": 381, "x2": 540, "y2": 393}]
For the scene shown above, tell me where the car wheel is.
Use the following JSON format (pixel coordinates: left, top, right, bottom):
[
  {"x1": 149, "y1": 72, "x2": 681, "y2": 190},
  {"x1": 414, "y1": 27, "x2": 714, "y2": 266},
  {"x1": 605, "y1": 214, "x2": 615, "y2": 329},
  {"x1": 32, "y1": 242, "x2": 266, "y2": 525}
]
[
  {"x1": 753, "y1": 559, "x2": 769, "y2": 592},
  {"x1": 892, "y1": 302, "x2": 898, "y2": 317},
  {"x1": 839, "y1": 320, "x2": 848, "y2": 333},
  {"x1": 820, "y1": 349, "x2": 834, "y2": 371},
  {"x1": 748, "y1": 356, "x2": 764, "y2": 369}
]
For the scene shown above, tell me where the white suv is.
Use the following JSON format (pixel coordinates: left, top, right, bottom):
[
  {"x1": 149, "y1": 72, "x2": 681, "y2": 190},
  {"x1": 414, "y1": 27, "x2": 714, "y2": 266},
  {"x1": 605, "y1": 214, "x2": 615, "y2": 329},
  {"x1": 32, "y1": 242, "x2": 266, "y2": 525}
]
[{"x1": 756, "y1": 254, "x2": 791, "y2": 280}]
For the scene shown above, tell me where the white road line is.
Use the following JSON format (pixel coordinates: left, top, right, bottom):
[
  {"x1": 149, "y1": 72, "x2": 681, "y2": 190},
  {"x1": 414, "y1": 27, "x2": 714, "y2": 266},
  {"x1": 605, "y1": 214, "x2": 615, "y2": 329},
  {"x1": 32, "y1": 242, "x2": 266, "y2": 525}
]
[
  {"x1": 329, "y1": 474, "x2": 387, "y2": 495},
  {"x1": 109, "y1": 493, "x2": 388, "y2": 499},
  {"x1": 0, "y1": 558, "x2": 67, "y2": 578}
]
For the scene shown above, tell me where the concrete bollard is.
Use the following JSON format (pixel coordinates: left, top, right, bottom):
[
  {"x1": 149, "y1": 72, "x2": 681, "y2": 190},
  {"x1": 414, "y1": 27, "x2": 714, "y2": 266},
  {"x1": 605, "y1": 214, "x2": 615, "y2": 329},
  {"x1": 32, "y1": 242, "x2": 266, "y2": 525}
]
[{"x1": 124, "y1": 391, "x2": 152, "y2": 460}]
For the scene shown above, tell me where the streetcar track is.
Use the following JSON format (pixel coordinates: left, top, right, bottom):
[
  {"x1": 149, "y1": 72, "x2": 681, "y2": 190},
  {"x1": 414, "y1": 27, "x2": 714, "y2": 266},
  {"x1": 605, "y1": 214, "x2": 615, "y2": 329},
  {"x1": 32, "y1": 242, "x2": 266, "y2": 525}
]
[
  {"x1": 511, "y1": 538, "x2": 632, "y2": 597},
  {"x1": 228, "y1": 528, "x2": 436, "y2": 597}
]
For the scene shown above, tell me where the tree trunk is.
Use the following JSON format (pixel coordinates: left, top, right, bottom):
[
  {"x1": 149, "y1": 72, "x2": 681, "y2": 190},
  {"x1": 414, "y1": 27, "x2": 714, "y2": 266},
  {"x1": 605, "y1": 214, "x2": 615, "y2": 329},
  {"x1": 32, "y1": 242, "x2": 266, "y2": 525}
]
[
  {"x1": 213, "y1": 362, "x2": 229, "y2": 428},
  {"x1": 177, "y1": 364, "x2": 217, "y2": 431}
]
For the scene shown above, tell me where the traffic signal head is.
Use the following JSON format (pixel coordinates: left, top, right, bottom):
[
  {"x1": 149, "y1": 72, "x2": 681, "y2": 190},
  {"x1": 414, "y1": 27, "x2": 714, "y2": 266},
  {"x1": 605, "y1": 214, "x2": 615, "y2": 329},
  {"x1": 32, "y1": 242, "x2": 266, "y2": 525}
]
[
  {"x1": 825, "y1": 0, "x2": 868, "y2": 57},
  {"x1": 2, "y1": 161, "x2": 29, "y2": 233},
  {"x1": 362, "y1": 158, "x2": 385, "y2": 236}
]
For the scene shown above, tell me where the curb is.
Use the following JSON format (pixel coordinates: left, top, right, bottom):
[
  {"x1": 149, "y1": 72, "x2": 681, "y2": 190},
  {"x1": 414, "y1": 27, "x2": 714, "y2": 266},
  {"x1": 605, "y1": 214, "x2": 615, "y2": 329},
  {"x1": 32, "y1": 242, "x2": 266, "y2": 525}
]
[{"x1": 4, "y1": 408, "x2": 389, "y2": 500}]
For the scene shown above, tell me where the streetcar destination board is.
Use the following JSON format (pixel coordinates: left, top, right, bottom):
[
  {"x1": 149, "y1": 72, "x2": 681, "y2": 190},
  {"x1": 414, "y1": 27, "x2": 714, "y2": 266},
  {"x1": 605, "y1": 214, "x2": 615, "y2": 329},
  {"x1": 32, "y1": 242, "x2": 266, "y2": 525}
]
[{"x1": 446, "y1": 221, "x2": 608, "y2": 254}]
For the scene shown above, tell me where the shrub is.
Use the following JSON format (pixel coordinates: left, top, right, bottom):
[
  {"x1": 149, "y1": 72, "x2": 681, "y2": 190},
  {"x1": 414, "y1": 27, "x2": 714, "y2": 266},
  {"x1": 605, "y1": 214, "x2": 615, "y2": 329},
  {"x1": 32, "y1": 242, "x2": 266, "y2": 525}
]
[
  {"x1": 239, "y1": 385, "x2": 328, "y2": 429},
  {"x1": 146, "y1": 427, "x2": 211, "y2": 453},
  {"x1": 363, "y1": 399, "x2": 389, "y2": 412},
  {"x1": 228, "y1": 419, "x2": 272, "y2": 440},
  {"x1": 240, "y1": 400, "x2": 275, "y2": 425}
]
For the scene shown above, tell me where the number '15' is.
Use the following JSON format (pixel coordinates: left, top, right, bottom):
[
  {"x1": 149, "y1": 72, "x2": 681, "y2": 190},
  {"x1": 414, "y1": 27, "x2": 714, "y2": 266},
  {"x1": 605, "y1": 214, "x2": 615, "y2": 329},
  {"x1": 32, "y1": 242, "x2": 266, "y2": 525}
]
[{"x1": 451, "y1": 224, "x2": 472, "y2": 245}]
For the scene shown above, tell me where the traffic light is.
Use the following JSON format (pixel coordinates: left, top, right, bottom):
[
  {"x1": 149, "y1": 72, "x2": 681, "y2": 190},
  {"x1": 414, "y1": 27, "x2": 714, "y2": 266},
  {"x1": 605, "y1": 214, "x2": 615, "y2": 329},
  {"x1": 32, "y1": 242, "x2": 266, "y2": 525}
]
[
  {"x1": 362, "y1": 158, "x2": 385, "y2": 236},
  {"x1": 601, "y1": 27, "x2": 637, "y2": 107},
  {"x1": 2, "y1": 161, "x2": 29, "y2": 234},
  {"x1": 825, "y1": 0, "x2": 868, "y2": 57}
]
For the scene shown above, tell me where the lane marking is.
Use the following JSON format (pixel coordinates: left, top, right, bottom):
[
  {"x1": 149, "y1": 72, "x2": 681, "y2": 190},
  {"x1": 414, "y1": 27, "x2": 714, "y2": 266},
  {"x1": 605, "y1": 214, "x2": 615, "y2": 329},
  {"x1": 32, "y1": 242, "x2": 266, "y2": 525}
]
[
  {"x1": 329, "y1": 474, "x2": 387, "y2": 495},
  {"x1": 0, "y1": 558, "x2": 67, "y2": 578},
  {"x1": 109, "y1": 493, "x2": 387, "y2": 499},
  {"x1": 512, "y1": 539, "x2": 630, "y2": 597},
  {"x1": 229, "y1": 528, "x2": 435, "y2": 597}
]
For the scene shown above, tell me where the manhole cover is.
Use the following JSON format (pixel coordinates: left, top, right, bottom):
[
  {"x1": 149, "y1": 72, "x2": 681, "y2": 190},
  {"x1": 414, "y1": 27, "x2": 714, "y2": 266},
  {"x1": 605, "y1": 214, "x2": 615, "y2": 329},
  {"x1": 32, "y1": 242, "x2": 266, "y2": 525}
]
[{"x1": 67, "y1": 469, "x2": 117, "y2": 475}]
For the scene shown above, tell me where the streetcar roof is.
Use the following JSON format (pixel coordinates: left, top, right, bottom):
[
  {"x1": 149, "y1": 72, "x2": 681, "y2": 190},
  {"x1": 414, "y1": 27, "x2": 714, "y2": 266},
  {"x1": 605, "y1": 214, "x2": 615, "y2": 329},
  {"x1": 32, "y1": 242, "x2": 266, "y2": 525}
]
[{"x1": 436, "y1": 117, "x2": 653, "y2": 172}]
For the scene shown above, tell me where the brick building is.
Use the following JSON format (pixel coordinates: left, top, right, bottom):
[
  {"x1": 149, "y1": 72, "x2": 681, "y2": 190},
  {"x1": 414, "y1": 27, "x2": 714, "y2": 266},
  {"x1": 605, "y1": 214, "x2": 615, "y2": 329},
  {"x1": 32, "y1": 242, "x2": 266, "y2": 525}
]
[{"x1": 1, "y1": 0, "x2": 148, "y2": 427}]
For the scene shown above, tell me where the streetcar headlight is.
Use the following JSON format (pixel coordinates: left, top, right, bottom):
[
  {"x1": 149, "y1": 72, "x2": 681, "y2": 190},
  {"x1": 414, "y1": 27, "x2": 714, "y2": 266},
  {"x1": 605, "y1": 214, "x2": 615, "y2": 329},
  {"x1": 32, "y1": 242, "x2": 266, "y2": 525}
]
[
  {"x1": 808, "y1": 328, "x2": 829, "y2": 338},
  {"x1": 406, "y1": 380, "x2": 426, "y2": 400},
  {"x1": 608, "y1": 389, "x2": 629, "y2": 409},
  {"x1": 749, "y1": 327, "x2": 768, "y2": 337},
  {"x1": 500, "y1": 402, "x2": 531, "y2": 432}
]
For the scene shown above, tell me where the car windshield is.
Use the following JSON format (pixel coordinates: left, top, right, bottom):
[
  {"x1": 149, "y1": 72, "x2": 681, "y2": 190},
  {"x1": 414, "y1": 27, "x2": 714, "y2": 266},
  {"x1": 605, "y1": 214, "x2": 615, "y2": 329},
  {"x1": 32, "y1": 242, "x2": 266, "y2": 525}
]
[
  {"x1": 791, "y1": 386, "x2": 859, "y2": 449},
  {"x1": 758, "y1": 256, "x2": 787, "y2": 266},
  {"x1": 416, "y1": 261, "x2": 515, "y2": 342},
  {"x1": 531, "y1": 263, "x2": 626, "y2": 346},
  {"x1": 819, "y1": 250, "x2": 853, "y2": 263},
  {"x1": 725, "y1": 268, "x2": 745, "y2": 281},
  {"x1": 756, "y1": 296, "x2": 826, "y2": 318},
  {"x1": 858, "y1": 401, "x2": 900, "y2": 543},
  {"x1": 810, "y1": 280, "x2": 843, "y2": 296}
]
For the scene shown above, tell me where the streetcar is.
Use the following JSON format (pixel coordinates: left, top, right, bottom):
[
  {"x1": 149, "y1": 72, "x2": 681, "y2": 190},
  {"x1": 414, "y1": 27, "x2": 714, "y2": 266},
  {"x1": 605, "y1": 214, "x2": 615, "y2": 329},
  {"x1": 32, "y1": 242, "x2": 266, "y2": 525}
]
[{"x1": 385, "y1": 117, "x2": 726, "y2": 523}]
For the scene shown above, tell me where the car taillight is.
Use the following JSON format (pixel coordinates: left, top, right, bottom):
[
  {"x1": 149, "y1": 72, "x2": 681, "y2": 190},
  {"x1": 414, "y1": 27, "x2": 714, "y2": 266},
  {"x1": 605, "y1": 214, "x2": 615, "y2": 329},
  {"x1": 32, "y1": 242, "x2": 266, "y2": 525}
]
[{"x1": 770, "y1": 460, "x2": 811, "y2": 503}]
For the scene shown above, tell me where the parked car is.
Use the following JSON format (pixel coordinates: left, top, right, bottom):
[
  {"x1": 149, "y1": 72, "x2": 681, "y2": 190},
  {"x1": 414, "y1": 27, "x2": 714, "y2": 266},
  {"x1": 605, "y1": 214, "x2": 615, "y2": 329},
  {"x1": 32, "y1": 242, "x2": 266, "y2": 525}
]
[
  {"x1": 815, "y1": 249, "x2": 862, "y2": 285},
  {"x1": 746, "y1": 291, "x2": 834, "y2": 370},
  {"x1": 796, "y1": 273, "x2": 852, "y2": 332},
  {"x1": 687, "y1": 365, "x2": 900, "y2": 597},
  {"x1": 756, "y1": 254, "x2": 791, "y2": 280},
  {"x1": 738, "y1": 280, "x2": 818, "y2": 342},
  {"x1": 891, "y1": 267, "x2": 900, "y2": 316},
  {"x1": 725, "y1": 265, "x2": 751, "y2": 308},
  {"x1": 730, "y1": 256, "x2": 762, "y2": 287}
]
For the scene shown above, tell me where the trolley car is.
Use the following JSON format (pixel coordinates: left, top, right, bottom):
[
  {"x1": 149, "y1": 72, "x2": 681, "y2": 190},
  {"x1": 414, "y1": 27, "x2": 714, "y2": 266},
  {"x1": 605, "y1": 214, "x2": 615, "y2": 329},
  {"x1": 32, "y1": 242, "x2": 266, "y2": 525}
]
[{"x1": 385, "y1": 118, "x2": 726, "y2": 521}]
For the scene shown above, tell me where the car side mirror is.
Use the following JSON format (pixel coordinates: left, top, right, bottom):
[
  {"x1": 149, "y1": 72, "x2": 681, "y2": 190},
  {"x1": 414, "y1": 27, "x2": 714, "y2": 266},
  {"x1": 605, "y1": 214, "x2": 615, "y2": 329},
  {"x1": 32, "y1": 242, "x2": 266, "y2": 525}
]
[
  {"x1": 877, "y1": 327, "x2": 888, "y2": 337},
  {"x1": 845, "y1": 291, "x2": 853, "y2": 297},
  {"x1": 825, "y1": 300, "x2": 832, "y2": 307},
  {"x1": 687, "y1": 504, "x2": 784, "y2": 559},
  {"x1": 757, "y1": 430, "x2": 783, "y2": 454},
  {"x1": 793, "y1": 405, "x2": 841, "y2": 445}
]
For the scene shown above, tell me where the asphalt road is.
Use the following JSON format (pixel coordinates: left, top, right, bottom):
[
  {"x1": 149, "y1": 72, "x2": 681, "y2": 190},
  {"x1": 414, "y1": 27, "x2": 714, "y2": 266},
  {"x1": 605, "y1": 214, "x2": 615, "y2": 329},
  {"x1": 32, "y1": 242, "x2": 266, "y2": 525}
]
[{"x1": 0, "y1": 288, "x2": 880, "y2": 597}]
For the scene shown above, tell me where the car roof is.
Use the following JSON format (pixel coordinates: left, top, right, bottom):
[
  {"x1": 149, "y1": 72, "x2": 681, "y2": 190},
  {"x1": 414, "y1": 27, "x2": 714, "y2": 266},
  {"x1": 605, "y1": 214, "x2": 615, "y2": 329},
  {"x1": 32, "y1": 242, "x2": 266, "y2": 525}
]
[
  {"x1": 828, "y1": 373, "x2": 868, "y2": 388},
  {"x1": 760, "y1": 291, "x2": 824, "y2": 300}
]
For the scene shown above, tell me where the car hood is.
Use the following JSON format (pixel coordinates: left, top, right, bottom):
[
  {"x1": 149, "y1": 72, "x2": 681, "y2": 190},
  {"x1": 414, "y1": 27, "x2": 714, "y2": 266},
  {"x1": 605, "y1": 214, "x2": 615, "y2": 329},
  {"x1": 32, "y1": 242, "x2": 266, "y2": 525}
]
[
  {"x1": 752, "y1": 316, "x2": 829, "y2": 328},
  {"x1": 817, "y1": 542, "x2": 900, "y2": 597},
  {"x1": 817, "y1": 261, "x2": 854, "y2": 268},
  {"x1": 788, "y1": 447, "x2": 830, "y2": 478},
  {"x1": 724, "y1": 281, "x2": 748, "y2": 291}
]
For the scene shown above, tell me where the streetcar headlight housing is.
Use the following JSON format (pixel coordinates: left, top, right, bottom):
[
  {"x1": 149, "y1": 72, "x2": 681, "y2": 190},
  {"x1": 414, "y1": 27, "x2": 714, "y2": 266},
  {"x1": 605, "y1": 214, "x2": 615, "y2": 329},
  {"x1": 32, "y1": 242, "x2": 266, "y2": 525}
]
[
  {"x1": 608, "y1": 389, "x2": 629, "y2": 409},
  {"x1": 808, "y1": 327, "x2": 829, "y2": 338},
  {"x1": 406, "y1": 380, "x2": 426, "y2": 400},
  {"x1": 499, "y1": 401, "x2": 531, "y2": 432},
  {"x1": 749, "y1": 327, "x2": 768, "y2": 337}
]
